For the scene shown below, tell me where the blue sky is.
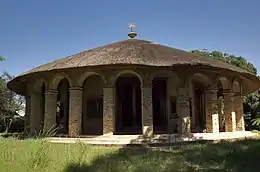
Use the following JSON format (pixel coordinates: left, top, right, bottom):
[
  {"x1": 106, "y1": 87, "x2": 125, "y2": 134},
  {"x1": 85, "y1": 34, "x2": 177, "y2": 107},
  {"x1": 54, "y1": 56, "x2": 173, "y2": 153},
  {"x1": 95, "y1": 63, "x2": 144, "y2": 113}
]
[{"x1": 1, "y1": 0, "x2": 260, "y2": 76}]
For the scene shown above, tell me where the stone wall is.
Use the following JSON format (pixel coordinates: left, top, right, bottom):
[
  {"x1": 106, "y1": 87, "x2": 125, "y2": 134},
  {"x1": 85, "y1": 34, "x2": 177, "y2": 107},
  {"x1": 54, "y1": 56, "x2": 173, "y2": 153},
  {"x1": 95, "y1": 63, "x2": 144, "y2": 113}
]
[
  {"x1": 43, "y1": 90, "x2": 57, "y2": 134},
  {"x1": 141, "y1": 86, "x2": 153, "y2": 137},
  {"x1": 167, "y1": 77, "x2": 179, "y2": 133},
  {"x1": 204, "y1": 89, "x2": 219, "y2": 133},
  {"x1": 177, "y1": 77, "x2": 191, "y2": 135},
  {"x1": 68, "y1": 88, "x2": 82, "y2": 137},
  {"x1": 30, "y1": 92, "x2": 42, "y2": 133},
  {"x1": 103, "y1": 86, "x2": 114, "y2": 135},
  {"x1": 234, "y1": 95, "x2": 245, "y2": 131},
  {"x1": 223, "y1": 92, "x2": 236, "y2": 132},
  {"x1": 26, "y1": 67, "x2": 246, "y2": 137}
]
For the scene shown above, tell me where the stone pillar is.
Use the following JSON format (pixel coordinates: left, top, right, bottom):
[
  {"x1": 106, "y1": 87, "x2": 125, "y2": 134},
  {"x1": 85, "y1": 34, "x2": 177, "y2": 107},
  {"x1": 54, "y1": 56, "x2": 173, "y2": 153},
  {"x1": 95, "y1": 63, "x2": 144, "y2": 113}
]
[
  {"x1": 141, "y1": 85, "x2": 153, "y2": 137},
  {"x1": 68, "y1": 87, "x2": 83, "y2": 137},
  {"x1": 177, "y1": 77, "x2": 191, "y2": 135},
  {"x1": 43, "y1": 90, "x2": 58, "y2": 135},
  {"x1": 234, "y1": 94, "x2": 245, "y2": 131},
  {"x1": 103, "y1": 86, "x2": 115, "y2": 135},
  {"x1": 204, "y1": 89, "x2": 219, "y2": 133},
  {"x1": 177, "y1": 88, "x2": 191, "y2": 135},
  {"x1": 223, "y1": 91, "x2": 236, "y2": 132},
  {"x1": 30, "y1": 92, "x2": 42, "y2": 134}
]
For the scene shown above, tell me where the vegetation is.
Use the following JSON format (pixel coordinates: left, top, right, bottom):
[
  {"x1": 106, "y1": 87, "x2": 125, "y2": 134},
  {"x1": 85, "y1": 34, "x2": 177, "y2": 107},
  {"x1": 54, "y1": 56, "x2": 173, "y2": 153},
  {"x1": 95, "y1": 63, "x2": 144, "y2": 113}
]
[
  {"x1": 0, "y1": 138, "x2": 259, "y2": 172},
  {"x1": 191, "y1": 49, "x2": 257, "y2": 75},
  {"x1": 0, "y1": 58, "x2": 25, "y2": 133},
  {"x1": 0, "y1": 56, "x2": 5, "y2": 61},
  {"x1": 0, "y1": 50, "x2": 260, "y2": 171}
]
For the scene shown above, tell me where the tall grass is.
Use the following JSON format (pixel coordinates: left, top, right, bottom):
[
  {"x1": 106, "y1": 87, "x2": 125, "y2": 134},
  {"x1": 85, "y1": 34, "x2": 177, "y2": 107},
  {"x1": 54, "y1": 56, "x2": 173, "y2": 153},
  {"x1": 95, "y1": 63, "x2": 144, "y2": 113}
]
[{"x1": 0, "y1": 138, "x2": 260, "y2": 172}]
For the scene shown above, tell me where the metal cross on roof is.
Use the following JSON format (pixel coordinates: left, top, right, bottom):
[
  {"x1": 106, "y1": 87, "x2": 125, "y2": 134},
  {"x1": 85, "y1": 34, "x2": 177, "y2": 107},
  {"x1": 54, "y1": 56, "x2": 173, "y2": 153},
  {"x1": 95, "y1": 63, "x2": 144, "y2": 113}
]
[
  {"x1": 128, "y1": 24, "x2": 135, "y2": 32},
  {"x1": 128, "y1": 23, "x2": 137, "y2": 38}
]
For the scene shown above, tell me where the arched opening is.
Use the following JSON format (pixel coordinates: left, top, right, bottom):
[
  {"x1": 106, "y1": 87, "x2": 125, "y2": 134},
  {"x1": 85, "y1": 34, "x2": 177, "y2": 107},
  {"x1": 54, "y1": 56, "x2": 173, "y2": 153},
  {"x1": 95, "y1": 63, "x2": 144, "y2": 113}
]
[
  {"x1": 115, "y1": 74, "x2": 142, "y2": 134},
  {"x1": 219, "y1": 76, "x2": 232, "y2": 132},
  {"x1": 217, "y1": 93, "x2": 225, "y2": 132},
  {"x1": 39, "y1": 83, "x2": 46, "y2": 132},
  {"x1": 82, "y1": 75, "x2": 104, "y2": 135},
  {"x1": 152, "y1": 71, "x2": 180, "y2": 134},
  {"x1": 152, "y1": 77, "x2": 168, "y2": 133},
  {"x1": 191, "y1": 73, "x2": 213, "y2": 132},
  {"x1": 56, "y1": 78, "x2": 70, "y2": 134}
]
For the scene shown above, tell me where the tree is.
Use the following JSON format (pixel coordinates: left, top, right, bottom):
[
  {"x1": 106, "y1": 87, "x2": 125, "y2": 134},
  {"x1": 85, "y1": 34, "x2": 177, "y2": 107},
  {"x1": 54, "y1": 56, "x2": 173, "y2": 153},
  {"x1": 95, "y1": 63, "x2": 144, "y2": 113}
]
[
  {"x1": 0, "y1": 58, "x2": 25, "y2": 133},
  {"x1": 191, "y1": 50, "x2": 257, "y2": 75},
  {"x1": 0, "y1": 56, "x2": 4, "y2": 61}
]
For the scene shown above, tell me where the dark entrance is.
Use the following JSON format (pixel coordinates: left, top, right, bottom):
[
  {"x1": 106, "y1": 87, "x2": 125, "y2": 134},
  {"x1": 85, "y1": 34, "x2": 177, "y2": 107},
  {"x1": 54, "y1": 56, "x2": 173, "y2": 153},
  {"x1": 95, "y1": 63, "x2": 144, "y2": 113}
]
[
  {"x1": 81, "y1": 75, "x2": 104, "y2": 135},
  {"x1": 115, "y1": 75, "x2": 142, "y2": 134},
  {"x1": 152, "y1": 77, "x2": 168, "y2": 133},
  {"x1": 194, "y1": 88, "x2": 204, "y2": 131},
  {"x1": 40, "y1": 83, "x2": 46, "y2": 133},
  {"x1": 56, "y1": 79, "x2": 70, "y2": 134}
]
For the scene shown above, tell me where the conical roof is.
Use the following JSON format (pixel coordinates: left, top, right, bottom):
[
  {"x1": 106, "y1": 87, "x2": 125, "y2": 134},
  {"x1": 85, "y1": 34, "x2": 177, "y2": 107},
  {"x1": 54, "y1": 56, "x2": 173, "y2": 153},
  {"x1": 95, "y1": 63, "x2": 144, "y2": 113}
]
[
  {"x1": 17, "y1": 39, "x2": 252, "y2": 76},
  {"x1": 8, "y1": 39, "x2": 260, "y2": 95}
]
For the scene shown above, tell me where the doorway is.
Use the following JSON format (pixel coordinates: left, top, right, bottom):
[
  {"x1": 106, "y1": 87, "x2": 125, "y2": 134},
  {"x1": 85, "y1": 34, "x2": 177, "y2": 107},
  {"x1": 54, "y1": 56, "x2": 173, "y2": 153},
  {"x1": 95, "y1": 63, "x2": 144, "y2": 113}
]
[
  {"x1": 152, "y1": 77, "x2": 168, "y2": 133},
  {"x1": 115, "y1": 75, "x2": 142, "y2": 134}
]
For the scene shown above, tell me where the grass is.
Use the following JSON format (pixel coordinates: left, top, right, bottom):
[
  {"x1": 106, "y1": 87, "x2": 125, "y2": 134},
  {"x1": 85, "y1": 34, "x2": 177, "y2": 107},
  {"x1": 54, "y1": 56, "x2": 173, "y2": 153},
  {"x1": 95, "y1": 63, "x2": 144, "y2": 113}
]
[{"x1": 0, "y1": 138, "x2": 260, "y2": 172}]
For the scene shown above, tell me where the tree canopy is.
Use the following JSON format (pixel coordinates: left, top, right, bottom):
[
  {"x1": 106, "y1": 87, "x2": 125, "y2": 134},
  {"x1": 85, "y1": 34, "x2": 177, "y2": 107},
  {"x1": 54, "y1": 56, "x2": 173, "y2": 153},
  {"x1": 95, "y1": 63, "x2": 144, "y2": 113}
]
[
  {"x1": 0, "y1": 56, "x2": 4, "y2": 61},
  {"x1": 191, "y1": 50, "x2": 257, "y2": 75},
  {"x1": 0, "y1": 58, "x2": 25, "y2": 132}
]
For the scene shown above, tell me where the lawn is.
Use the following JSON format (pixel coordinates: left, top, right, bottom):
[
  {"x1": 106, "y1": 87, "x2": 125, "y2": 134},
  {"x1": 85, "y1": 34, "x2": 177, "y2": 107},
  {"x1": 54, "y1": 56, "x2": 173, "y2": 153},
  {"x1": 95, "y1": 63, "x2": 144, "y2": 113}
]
[{"x1": 0, "y1": 138, "x2": 260, "y2": 172}]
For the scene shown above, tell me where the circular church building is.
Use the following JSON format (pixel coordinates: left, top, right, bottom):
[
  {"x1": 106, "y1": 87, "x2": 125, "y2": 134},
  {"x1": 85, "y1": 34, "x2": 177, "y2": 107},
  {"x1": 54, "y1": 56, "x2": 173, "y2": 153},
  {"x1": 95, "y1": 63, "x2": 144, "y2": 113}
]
[{"x1": 7, "y1": 36, "x2": 260, "y2": 139}]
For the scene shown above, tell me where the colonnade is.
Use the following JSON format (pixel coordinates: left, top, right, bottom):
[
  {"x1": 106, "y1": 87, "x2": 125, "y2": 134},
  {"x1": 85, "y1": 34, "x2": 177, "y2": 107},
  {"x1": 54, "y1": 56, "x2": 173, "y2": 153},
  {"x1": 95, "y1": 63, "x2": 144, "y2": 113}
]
[{"x1": 26, "y1": 71, "x2": 245, "y2": 137}]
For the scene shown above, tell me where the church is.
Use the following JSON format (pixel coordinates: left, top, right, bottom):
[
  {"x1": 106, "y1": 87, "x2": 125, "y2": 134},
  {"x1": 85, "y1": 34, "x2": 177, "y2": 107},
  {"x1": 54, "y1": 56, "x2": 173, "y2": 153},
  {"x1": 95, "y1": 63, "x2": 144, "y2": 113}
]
[{"x1": 7, "y1": 27, "x2": 260, "y2": 140}]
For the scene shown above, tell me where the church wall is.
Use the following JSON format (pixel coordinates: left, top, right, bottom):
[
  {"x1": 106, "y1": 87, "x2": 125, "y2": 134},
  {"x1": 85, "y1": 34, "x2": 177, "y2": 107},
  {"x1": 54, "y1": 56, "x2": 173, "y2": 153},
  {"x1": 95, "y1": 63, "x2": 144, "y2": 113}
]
[
  {"x1": 25, "y1": 66, "x2": 247, "y2": 136},
  {"x1": 167, "y1": 77, "x2": 179, "y2": 133}
]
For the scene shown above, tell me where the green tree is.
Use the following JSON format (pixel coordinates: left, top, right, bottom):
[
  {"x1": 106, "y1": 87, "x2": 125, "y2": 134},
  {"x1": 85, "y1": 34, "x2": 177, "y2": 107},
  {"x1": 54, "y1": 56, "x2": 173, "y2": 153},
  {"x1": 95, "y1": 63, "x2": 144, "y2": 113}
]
[
  {"x1": 0, "y1": 56, "x2": 4, "y2": 61},
  {"x1": 0, "y1": 58, "x2": 25, "y2": 133},
  {"x1": 191, "y1": 50, "x2": 257, "y2": 75}
]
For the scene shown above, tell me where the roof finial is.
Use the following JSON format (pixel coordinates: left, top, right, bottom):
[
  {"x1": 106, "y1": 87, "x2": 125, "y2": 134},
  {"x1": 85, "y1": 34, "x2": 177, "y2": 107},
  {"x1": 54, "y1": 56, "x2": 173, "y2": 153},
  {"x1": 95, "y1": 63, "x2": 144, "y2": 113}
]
[{"x1": 128, "y1": 23, "x2": 137, "y2": 39}]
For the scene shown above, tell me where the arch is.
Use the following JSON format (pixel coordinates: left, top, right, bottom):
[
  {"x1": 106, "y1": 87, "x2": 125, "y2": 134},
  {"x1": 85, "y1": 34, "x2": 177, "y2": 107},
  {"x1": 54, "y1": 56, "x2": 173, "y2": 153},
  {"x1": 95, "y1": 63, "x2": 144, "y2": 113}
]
[
  {"x1": 30, "y1": 78, "x2": 47, "y2": 133},
  {"x1": 151, "y1": 70, "x2": 180, "y2": 86},
  {"x1": 190, "y1": 73, "x2": 215, "y2": 132},
  {"x1": 82, "y1": 75, "x2": 105, "y2": 135},
  {"x1": 191, "y1": 73, "x2": 214, "y2": 88},
  {"x1": 218, "y1": 95, "x2": 225, "y2": 132},
  {"x1": 113, "y1": 70, "x2": 143, "y2": 86},
  {"x1": 218, "y1": 76, "x2": 231, "y2": 90},
  {"x1": 32, "y1": 78, "x2": 47, "y2": 92},
  {"x1": 151, "y1": 70, "x2": 180, "y2": 134},
  {"x1": 49, "y1": 73, "x2": 72, "y2": 90},
  {"x1": 115, "y1": 72, "x2": 142, "y2": 134},
  {"x1": 56, "y1": 77, "x2": 70, "y2": 134},
  {"x1": 78, "y1": 72, "x2": 106, "y2": 87}
]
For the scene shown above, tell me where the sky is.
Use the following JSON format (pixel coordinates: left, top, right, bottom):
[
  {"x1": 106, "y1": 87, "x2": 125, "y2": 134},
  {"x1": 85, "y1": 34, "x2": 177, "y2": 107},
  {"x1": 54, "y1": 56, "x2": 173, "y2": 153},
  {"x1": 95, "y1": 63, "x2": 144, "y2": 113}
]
[{"x1": 1, "y1": 0, "x2": 260, "y2": 76}]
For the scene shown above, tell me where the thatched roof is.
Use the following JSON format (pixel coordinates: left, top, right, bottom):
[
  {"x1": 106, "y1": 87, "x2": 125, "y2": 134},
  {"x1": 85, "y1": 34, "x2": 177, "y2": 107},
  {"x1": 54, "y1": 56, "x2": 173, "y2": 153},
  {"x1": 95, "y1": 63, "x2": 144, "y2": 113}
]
[
  {"x1": 17, "y1": 39, "x2": 252, "y2": 76},
  {"x1": 7, "y1": 39, "x2": 260, "y2": 95}
]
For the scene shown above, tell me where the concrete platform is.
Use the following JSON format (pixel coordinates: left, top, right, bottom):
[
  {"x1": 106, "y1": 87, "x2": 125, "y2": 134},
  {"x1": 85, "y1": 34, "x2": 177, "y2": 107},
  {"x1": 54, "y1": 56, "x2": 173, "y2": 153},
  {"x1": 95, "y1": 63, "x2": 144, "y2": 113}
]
[{"x1": 46, "y1": 131, "x2": 258, "y2": 146}]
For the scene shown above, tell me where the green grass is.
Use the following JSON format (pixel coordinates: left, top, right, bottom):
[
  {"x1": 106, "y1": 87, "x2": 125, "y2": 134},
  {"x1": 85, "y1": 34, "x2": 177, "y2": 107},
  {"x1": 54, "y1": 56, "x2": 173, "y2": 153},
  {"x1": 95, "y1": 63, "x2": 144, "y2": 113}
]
[{"x1": 0, "y1": 138, "x2": 260, "y2": 172}]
